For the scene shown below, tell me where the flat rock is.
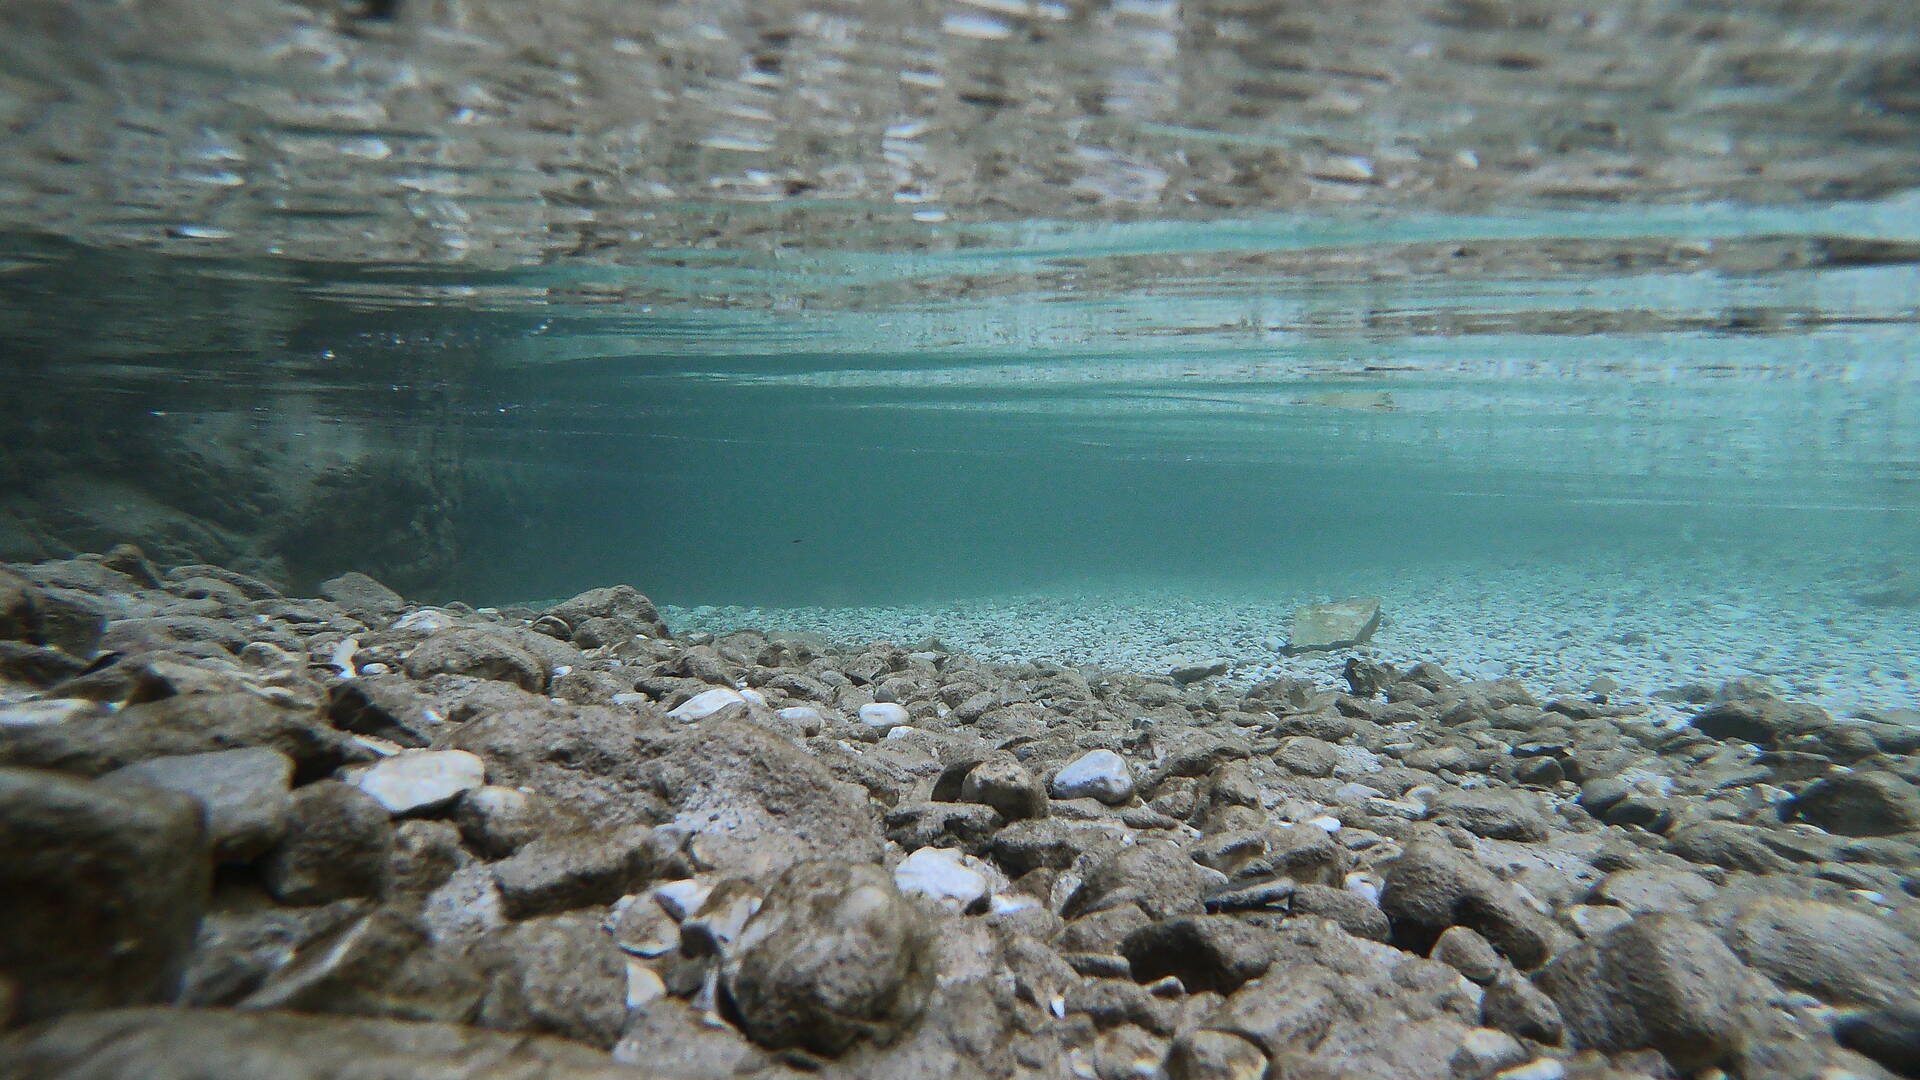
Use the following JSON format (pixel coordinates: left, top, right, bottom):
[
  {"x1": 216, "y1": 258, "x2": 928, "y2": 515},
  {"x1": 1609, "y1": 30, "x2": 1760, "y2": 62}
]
[
  {"x1": 0, "y1": 1006, "x2": 646, "y2": 1079},
  {"x1": 317, "y1": 572, "x2": 405, "y2": 620},
  {"x1": 546, "y1": 585, "x2": 670, "y2": 642},
  {"x1": 0, "y1": 766, "x2": 210, "y2": 1024},
  {"x1": 352, "y1": 750, "x2": 486, "y2": 816},
  {"x1": 894, "y1": 846, "x2": 991, "y2": 911},
  {"x1": 1717, "y1": 896, "x2": 1920, "y2": 1009},
  {"x1": 491, "y1": 824, "x2": 654, "y2": 919},
  {"x1": 405, "y1": 628, "x2": 546, "y2": 693},
  {"x1": 640, "y1": 717, "x2": 884, "y2": 876},
  {"x1": 239, "y1": 906, "x2": 484, "y2": 1024},
  {"x1": 439, "y1": 696, "x2": 666, "y2": 829},
  {"x1": 0, "y1": 690, "x2": 359, "y2": 782},
  {"x1": 1288, "y1": 597, "x2": 1383, "y2": 652},
  {"x1": 102, "y1": 748, "x2": 293, "y2": 863}
]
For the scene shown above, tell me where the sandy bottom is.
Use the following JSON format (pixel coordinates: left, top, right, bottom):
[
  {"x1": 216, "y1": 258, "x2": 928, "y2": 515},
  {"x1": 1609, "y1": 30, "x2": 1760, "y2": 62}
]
[{"x1": 665, "y1": 551, "x2": 1920, "y2": 723}]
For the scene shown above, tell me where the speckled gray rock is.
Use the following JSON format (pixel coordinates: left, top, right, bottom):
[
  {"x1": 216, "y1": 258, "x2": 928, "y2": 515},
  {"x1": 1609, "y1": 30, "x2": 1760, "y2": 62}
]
[
  {"x1": 960, "y1": 755, "x2": 1048, "y2": 821},
  {"x1": 405, "y1": 628, "x2": 547, "y2": 693},
  {"x1": 0, "y1": 690, "x2": 359, "y2": 781},
  {"x1": 1066, "y1": 838, "x2": 1207, "y2": 921},
  {"x1": 103, "y1": 748, "x2": 292, "y2": 863},
  {"x1": 0, "y1": 766, "x2": 210, "y2": 1024},
  {"x1": 640, "y1": 717, "x2": 884, "y2": 876},
  {"x1": 722, "y1": 861, "x2": 934, "y2": 1056},
  {"x1": 490, "y1": 824, "x2": 654, "y2": 919},
  {"x1": 546, "y1": 585, "x2": 670, "y2": 642},
  {"x1": 468, "y1": 914, "x2": 630, "y2": 1048},
  {"x1": 262, "y1": 780, "x2": 394, "y2": 905},
  {"x1": 1533, "y1": 914, "x2": 1761, "y2": 1071},
  {"x1": 1050, "y1": 749, "x2": 1136, "y2": 805},
  {"x1": 1717, "y1": 896, "x2": 1920, "y2": 1009},
  {"x1": 1378, "y1": 840, "x2": 1556, "y2": 969},
  {"x1": 1785, "y1": 770, "x2": 1920, "y2": 837}
]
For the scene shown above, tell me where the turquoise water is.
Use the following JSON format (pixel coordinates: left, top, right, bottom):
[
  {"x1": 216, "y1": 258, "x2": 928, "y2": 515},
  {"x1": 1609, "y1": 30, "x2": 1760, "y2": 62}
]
[{"x1": 5, "y1": 196, "x2": 1918, "y2": 611}]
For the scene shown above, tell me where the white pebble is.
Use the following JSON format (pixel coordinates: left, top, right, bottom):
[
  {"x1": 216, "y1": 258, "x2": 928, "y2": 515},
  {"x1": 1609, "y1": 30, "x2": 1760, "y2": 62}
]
[
  {"x1": 858, "y1": 702, "x2": 910, "y2": 730},
  {"x1": 893, "y1": 847, "x2": 988, "y2": 911},
  {"x1": 1050, "y1": 749, "x2": 1136, "y2": 805},
  {"x1": 668, "y1": 687, "x2": 746, "y2": 721},
  {"x1": 352, "y1": 749, "x2": 486, "y2": 815}
]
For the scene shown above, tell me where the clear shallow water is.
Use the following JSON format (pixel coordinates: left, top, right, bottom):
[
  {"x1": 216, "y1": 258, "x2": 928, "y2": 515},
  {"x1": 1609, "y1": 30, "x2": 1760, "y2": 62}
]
[{"x1": 1, "y1": 0, "x2": 1917, "y2": 709}]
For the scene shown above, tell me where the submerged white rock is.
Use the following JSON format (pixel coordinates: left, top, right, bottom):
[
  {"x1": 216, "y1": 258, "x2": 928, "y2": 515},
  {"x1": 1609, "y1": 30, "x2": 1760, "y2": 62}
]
[
  {"x1": 1050, "y1": 749, "x2": 1135, "y2": 805},
  {"x1": 858, "y1": 702, "x2": 909, "y2": 731},
  {"x1": 669, "y1": 687, "x2": 745, "y2": 721},
  {"x1": 352, "y1": 749, "x2": 486, "y2": 815},
  {"x1": 893, "y1": 846, "x2": 989, "y2": 911}
]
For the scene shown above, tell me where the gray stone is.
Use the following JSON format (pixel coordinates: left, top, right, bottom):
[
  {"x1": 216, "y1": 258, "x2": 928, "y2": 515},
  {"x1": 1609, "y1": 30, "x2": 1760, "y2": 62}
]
[
  {"x1": 351, "y1": 749, "x2": 486, "y2": 816},
  {"x1": 960, "y1": 755, "x2": 1048, "y2": 821},
  {"x1": 1164, "y1": 1028, "x2": 1268, "y2": 1080},
  {"x1": 1287, "y1": 597, "x2": 1383, "y2": 652},
  {"x1": 1427, "y1": 789, "x2": 1551, "y2": 842},
  {"x1": 893, "y1": 846, "x2": 991, "y2": 911},
  {"x1": 490, "y1": 824, "x2": 654, "y2": 919},
  {"x1": 0, "y1": 570, "x2": 105, "y2": 659},
  {"x1": 883, "y1": 800, "x2": 1004, "y2": 852},
  {"x1": 1718, "y1": 896, "x2": 1920, "y2": 1009},
  {"x1": 1481, "y1": 972, "x2": 1565, "y2": 1045},
  {"x1": 1431, "y1": 925, "x2": 1504, "y2": 985},
  {"x1": 1051, "y1": 749, "x2": 1136, "y2": 805},
  {"x1": 0, "y1": 690, "x2": 359, "y2": 781},
  {"x1": 1588, "y1": 868, "x2": 1718, "y2": 916},
  {"x1": 0, "y1": 766, "x2": 210, "y2": 1024},
  {"x1": 262, "y1": 780, "x2": 394, "y2": 905},
  {"x1": 1786, "y1": 770, "x2": 1920, "y2": 836},
  {"x1": 1533, "y1": 914, "x2": 1761, "y2": 1072},
  {"x1": 103, "y1": 748, "x2": 292, "y2": 863},
  {"x1": 453, "y1": 784, "x2": 557, "y2": 858},
  {"x1": 723, "y1": 861, "x2": 934, "y2": 1056},
  {"x1": 641, "y1": 717, "x2": 884, "y2": 876},
  {"x1": 1690, "y1": 697, "x2": 1832, "y2": 748},
  {"x1": 405, "y1": 628, "x2": 547, "y2": 693},
  {"x1": 317, "y1": 572, "x2": 405, "y2": 620},
  {"x1": 439, "y1": 696, "x2": 665, "y2": 830},
  {"x1": 239, "y1": 905, "x2": 484, "y2": 1023},
  {"x1": 1066, "y1": 838, "x2": 1207, "y2": 921},
  {"x1": 0, "y1": 1006, "x2": 646, "y2": 1079},
  {"x1": 1378, "y1": 840, "x2": 1556, "y2": 969},
  {"x1": 1120, "y1": 916, "x2": 1278, "y2": 995},
  {"x1": 1664, "y1": 820, "x2": 1793, "y2": 873},
  {"x1": 469, "y1": 914, "x2": 630, "y2": 1048},
  {"x1": 1169, "y1": 660, "x2": 1230, "y2": 685},
  {"x1": 1288, "y1": 884, "x2": 1392, "y2": 942},
  {"x1": 547, "y1": 585, "x2": 670, "y2": 642}
]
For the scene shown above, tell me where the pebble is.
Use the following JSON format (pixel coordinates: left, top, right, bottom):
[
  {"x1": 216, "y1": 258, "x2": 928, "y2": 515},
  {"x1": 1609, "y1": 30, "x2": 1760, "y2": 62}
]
[
  {"x1": 893, "y1": 846, "x2": 989, "y2": 911},
  {"x1": 858, "y1": 702, "x2": 910, "y2": 731},
  {"x1": 668, "y1": 687, "x2": 746, "y2": 721},
  {"x1": 1049, "y1": 749, "x2": 1135, "y2": 805},
  {"x1": 351, "y1": 750, "x2": 486, "y2": 815}
]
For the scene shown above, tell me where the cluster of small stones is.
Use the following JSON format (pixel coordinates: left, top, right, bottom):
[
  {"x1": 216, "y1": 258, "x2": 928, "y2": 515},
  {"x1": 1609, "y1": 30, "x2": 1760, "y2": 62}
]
[{"x1": 2, "y1": 546, "x2": 1919, "y2": 1080}]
